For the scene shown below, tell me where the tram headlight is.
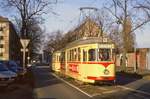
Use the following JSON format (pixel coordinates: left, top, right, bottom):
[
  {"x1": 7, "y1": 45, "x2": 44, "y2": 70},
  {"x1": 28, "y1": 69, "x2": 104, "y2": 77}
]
[{"x1": 103, "y1": 69, "x2": 110, "y2": 75}]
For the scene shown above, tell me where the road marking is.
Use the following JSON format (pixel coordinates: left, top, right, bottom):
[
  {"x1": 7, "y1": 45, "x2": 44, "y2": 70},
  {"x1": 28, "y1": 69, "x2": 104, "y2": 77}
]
[
  {"x1": 102, "y1": 90, "x2": 119, "y2": 94},
  {"x1": 118, "y1": 85, "x2": 150, "y2": 96},
  {"x1": 51, "y1": 73, "x2": 93, "y2": 98}
]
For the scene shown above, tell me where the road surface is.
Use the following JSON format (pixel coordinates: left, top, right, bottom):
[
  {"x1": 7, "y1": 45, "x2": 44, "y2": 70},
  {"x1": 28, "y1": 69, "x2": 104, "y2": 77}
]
[
  {"x1": 33, "y1": 65, "x2": 150, "y2": 99},
  {"x1": 33, "y1": 66, "x2": 90, "y2": 99}
]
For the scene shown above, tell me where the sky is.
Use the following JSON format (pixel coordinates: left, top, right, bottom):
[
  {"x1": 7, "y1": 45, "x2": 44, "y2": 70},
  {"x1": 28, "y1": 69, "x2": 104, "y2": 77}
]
[
  {"x1": 44, "y1": 0, "x2": 150, "y2": 48},
  {"x1": 0, "y1": 0, "x2": 150, "y2": 48},
  {"x1": 44, "y1": 0, "x2": 103, "y2": 33}
]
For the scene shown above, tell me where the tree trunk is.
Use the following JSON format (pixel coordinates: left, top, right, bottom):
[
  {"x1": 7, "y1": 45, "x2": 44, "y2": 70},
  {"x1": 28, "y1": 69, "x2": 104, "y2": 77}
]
[{"x1": 121, "y1": 48, "x2": 127, "y2": 72}]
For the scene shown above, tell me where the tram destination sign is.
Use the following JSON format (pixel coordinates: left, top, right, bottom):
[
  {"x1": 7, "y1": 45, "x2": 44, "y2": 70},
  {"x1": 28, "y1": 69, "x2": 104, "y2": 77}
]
[{"x1": 98, "y1": 44, "x2": 114, "y2": 48}]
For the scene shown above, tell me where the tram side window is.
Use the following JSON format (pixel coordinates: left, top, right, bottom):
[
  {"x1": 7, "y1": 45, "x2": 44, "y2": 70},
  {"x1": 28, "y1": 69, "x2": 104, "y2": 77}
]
[
  {"x1": 71, "y1": 49, "x2": 74, "y2": 61},
  {"x1": 83, "y1": 50, "x2": 87, "y2": 61},
  {"x1": 70, "y1": 50, "x2": 71, "y2": 61},
  {"x1": 99, "y1": 49, "x2": 111, "y2": 61},
  {"x1": 52, "y1": 55, "x2": 55, "y2": 62},
  {"x1": 78, "y1": 48, "x2": 81, "y2": 61},
  {"x1": 72, "y1": 50, "x2": 74, "y2": 61},
  {"x1": 74, "y1": 49, "x2": 77, "y2": 61},
  {"x1": 56, "y1": 56, "x2": 58, "y2": 62},
  {"x1": 70, "y1": 50, "x2": 73, "y2": 61},
  {"x1": 60, "y1": 52, "x2": 65, "y2": 62},
  {"x1": 72, "y1": 49, "x2": 74, "y2": 61},
  {"x1": 88, "y1": 49, "x2": 96, "y2": 61},
  {"x1": 57, "y1": 55, "x2": 60, "y2": 62},
  {"x1": 67, "y1": 52, "x2": 69, "y2": 61}
]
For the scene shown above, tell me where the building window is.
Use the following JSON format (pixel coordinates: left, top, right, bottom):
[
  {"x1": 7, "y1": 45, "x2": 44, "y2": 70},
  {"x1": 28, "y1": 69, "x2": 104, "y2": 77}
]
[
  {"x1": 0, "y1": 53, "x2": 3, "y2": 57},
  {"x1": 0, "y1": 27, "x2": 3, "y2": 31},
  {"x1": 0, "y1": 44, "x2": 3, "y2": 48},
  {"x1": 0, "y1": 36, "x2": 3, "y2": 40}
]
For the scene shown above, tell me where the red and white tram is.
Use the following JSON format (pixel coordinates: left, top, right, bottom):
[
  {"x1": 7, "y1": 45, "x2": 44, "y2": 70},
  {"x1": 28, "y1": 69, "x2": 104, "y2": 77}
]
[{"x1": 52, "y1": 37, "x2": 115, "y2": 83}]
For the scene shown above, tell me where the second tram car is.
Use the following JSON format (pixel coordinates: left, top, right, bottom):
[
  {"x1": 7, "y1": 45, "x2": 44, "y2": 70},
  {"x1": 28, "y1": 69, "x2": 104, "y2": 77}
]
[
  {"x1": 52, "y1": 51, "x2": 61, "y2": 72},
  {"x1": 52, "y1": 37, "x2": 115, "y2": 83}
]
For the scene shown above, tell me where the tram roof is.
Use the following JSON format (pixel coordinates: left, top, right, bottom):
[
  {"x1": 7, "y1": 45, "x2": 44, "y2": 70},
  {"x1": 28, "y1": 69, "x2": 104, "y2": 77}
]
[
  {"x1": 53, "y1": 50, "x2": 61, "y2": 54},
  {"x1": 65, "y1": 37, "x2": 114, "y2": 49}
]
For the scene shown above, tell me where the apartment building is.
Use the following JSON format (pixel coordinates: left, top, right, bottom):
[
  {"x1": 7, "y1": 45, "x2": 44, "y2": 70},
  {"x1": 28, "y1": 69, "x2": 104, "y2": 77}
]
[{"x1": 0, "y1": 16, "x2": 22, "y2": 61}]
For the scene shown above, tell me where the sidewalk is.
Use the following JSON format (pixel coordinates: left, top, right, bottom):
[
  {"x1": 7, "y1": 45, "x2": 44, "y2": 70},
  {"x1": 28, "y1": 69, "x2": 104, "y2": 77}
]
[
  {"x1": 0, "y1": 70, "x2": 34, "y2": 99},
  {"x1": 116, "y1": 66, "x2": 150, "y2": 77}
]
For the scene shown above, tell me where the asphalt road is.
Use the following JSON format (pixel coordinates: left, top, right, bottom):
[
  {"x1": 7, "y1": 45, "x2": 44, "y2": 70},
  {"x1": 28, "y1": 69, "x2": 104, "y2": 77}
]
[
  {"x1": 33, "y1": 65, "x2": 150, "y2": 99},
  {"x1": 33, "y1": 66, "x2": 90, "y2": 99}
]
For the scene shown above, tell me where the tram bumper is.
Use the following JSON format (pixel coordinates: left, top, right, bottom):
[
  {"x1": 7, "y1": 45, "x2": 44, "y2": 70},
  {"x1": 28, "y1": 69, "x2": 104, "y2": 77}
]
[{"x1": 87, "y1": 76, "x2": 115, "y2": 81}]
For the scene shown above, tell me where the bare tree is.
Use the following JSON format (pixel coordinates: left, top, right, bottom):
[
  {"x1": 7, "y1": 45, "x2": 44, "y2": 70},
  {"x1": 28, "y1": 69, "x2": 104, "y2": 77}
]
[
  {"x1": 109, "y1": 24, "x2": 123, "y2": 53},
  {"x1": 96, "y1": 9, "x2": 112, "y2": 37},
  {"x1": 1, "y1": 0, "x2": 57, "y2": 38},
  {"x1": 105, "y1": 0, "x2": 150, "y2": 71},
  {"x1": 27, "y1": 18, "x2": 44, "y2": 55},
  {"x1": 45, "y1": 30, "x2": 63, "y2": 52}
]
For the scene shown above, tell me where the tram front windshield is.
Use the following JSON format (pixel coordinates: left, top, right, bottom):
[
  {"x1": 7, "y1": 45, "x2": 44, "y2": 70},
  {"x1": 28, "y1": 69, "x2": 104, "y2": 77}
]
[
  {"x1": 87, "y1": 48, "x2": 111, "y2": 61},
  {"x1": 98, "y1": 48, "x2": 111, "y2": 61}
]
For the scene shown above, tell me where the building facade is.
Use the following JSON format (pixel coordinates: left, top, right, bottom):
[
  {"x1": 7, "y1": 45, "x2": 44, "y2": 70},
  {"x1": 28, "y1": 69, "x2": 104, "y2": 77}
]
[
  {"x1": 0, "y1": 16, "x2": 22, "y2": 61},
  {"x1": 115, "y1": 48, "x2": 150, "y2": 71}
]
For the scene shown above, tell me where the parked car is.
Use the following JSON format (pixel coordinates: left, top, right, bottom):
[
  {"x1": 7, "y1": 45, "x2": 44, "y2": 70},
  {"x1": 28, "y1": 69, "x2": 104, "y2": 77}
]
[
  {"x1": 5, "y1": 60, "x2": 27, "y2": 76},
  {"x1": 0, "y1": 63, "x2": 17, "y2": 86}
]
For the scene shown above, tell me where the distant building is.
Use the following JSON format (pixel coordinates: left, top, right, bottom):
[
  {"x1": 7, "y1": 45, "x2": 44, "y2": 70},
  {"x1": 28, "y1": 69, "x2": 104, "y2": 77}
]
[
  {"x1": 136, "y1": 48, "x2": 150, "y2": 70},
  {"x1": 115, "y1": 48, "x2": 150, "y2": 71},
  {"x1": 0, "y1": 16, "x2": 22, "y2": 61},
  {"x1": 43, "y1": 50, "x2": 50, "y2": 64}
]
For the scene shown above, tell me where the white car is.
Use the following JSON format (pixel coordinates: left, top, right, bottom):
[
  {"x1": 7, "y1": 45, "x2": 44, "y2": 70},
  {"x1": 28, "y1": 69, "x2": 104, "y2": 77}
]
[{"x1": 0, "y1": 63, "x2": 17, "y2": 86}]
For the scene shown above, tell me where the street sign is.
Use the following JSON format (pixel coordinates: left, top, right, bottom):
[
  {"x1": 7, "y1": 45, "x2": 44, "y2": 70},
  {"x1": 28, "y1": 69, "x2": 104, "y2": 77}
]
[
  {"x1": 20, "y1": 39, "x2": 30, "y2": 72},
  {"x1": 20, "y1": 39, "x2": 30, "y2": 48},
  {"x1": 21, "y1": 48, "x2": 28, "y2": 52}
]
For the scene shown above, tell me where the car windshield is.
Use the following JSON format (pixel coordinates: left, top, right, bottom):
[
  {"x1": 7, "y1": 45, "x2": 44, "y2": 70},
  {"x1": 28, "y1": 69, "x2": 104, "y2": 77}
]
[
  {"x1": 0, "y1": 63, "x2": 8, "y2": 71},
  {"x1": 9, "y1": 61, "x2": 18, "y2": 67}
]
